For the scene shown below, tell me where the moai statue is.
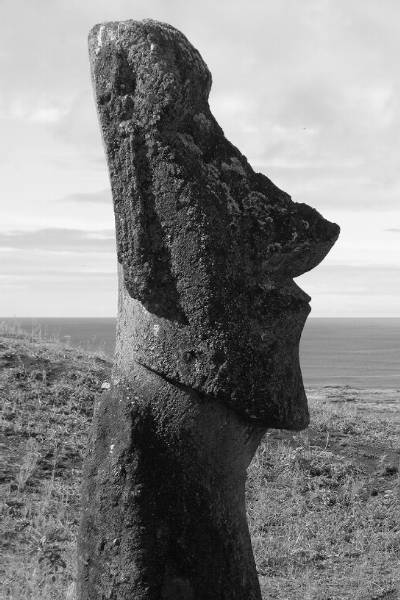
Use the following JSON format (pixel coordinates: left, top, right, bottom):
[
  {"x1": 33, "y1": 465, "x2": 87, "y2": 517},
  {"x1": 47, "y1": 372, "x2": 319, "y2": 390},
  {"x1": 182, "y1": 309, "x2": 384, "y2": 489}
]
[{"x1": 78, "y1": 19, "x2": 339, "y2": 600}]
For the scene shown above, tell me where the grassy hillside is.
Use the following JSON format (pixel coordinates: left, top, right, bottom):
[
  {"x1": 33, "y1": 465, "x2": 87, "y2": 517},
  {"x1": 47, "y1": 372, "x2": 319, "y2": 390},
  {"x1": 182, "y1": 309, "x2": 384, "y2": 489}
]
[{"x1": 1, "y1": 331, "x2": 399, "y2": 600}]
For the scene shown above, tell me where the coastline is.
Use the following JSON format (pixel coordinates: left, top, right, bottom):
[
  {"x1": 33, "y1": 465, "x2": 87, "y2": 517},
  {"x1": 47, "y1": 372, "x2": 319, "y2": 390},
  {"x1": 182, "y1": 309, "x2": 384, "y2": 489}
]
[{"x1": 2, "y1": 317, "x2": 400, "y2": 389}]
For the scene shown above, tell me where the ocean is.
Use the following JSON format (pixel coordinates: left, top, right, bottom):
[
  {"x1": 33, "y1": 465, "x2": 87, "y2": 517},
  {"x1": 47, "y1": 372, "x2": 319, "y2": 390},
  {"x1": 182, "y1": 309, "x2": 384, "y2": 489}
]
[{"x1": 2, "y1": 317, "x2": 400, "y2": 390}]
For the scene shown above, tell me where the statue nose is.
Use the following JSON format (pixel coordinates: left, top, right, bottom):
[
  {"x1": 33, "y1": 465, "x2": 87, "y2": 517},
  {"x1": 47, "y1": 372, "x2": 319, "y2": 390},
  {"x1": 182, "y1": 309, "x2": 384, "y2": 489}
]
[{"x1": 262, "y1": 203, "x2": 340, "y2": 278}]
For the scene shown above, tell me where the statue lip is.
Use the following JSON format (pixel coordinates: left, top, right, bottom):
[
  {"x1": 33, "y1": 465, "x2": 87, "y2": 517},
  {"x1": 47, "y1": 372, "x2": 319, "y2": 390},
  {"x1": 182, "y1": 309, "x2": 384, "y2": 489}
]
[
  {"x1": 259, "y1": 278, "x2": 312, "y2": 311},
  {"x1": 287, "y1": 280, "x2": 312, "y2": 305}
]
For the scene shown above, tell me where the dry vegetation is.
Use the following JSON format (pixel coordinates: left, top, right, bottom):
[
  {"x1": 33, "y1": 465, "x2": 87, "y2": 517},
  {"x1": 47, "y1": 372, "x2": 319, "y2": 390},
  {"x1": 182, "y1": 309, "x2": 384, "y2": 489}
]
[{"x1": 1, "y1": 328, "x2": 399, "y2": 599}]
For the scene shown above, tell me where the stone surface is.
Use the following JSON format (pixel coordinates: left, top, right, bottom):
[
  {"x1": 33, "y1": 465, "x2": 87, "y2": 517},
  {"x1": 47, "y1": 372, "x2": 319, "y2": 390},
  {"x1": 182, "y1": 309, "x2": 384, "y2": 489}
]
[
  {"x1": 79, "y1": 362, "x2": 265, "y2": 600},
  {"x1": 88, "y1": 18, "x2": 339, "y2": 430},
  {"x1": 78, "y1": 19, "x2": 340, "y2": 600}
]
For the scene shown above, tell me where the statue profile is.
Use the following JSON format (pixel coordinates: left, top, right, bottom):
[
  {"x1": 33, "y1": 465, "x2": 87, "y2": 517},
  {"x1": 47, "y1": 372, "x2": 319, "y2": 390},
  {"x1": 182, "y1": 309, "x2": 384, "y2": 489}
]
[{"x1": 78, "y1": 19, "x2": 339, "y2": 600}]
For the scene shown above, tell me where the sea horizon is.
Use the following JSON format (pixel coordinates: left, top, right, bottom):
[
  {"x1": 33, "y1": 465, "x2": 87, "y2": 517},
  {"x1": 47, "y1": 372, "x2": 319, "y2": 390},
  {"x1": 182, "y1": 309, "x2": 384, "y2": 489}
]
[{"x1": 2, "y1": 316, "x2": 400, "y2": 390}]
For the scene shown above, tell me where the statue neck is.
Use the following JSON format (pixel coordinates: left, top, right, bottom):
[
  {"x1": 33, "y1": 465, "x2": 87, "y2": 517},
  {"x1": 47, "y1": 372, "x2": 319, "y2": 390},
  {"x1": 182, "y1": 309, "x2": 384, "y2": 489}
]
[{"x1": 79, "y1": 362, "x2": 265, "y2": 600}]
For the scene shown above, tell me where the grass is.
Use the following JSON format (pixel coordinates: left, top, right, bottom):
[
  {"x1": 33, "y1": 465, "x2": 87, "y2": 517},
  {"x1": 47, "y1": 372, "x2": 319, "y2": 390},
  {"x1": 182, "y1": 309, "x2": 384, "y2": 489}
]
[
  {"x1": 1, "y1": 329, "x2": 399, "y2": 599},
  {"x1": 0, "y1": 329, "x2": 109, "y2": 600},
  {"x1": 248, "y1": 399, "x2": 400, "y2": 599}
]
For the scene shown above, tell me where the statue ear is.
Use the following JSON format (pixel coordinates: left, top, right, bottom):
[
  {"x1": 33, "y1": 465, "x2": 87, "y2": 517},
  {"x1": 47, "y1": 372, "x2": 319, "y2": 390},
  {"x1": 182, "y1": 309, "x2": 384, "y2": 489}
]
[
  {"x1": 113, "y1": 163, "x2": 187, "y2": 323},
  {"x1": 110, "y1": 125, "x2": 187, "y2": 323},
  {"x1": 89, "y1": 38, "x2": 187, "y2": 323}
]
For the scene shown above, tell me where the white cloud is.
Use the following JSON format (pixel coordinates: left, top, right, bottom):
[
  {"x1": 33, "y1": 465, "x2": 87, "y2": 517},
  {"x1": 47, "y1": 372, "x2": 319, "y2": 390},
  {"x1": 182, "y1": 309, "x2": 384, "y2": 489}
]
[
  {"x1": 0, "y1": 96, "x2": 70, "y2": 123},
  {"x1": 0, "y1": 228, "x2": 115, "y2": 253},
  {"x1": 29, "y1": 106, "x2": 69, "y2": 123},
  {"x1": 62, "y1": 189, "x2": 111, "y2": 204}
]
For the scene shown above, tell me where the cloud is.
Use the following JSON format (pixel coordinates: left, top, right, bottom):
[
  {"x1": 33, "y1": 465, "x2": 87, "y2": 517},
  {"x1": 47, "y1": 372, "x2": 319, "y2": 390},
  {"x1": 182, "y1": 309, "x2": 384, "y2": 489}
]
[
  {"x1": 0, "y1": 228, "x2": 115, "y2": 253},
  {"x1": 1, "y1": 270, "x2": 115, "y2": 287},
  {"x1": 0, "y1": 225, "x2": 118, "y2": 316},
  {"x1": 62, "y1": 189, "x2": 111, "y2": 204},
  {"x1": 0, "y1": 97, "x2": 69, "y2": 123},
  {"x1": 2, "y1": 0, "x2": 400, "y2": 210},
  {"x1": 29, "y1": 106, "x2": 69, "y2": 124}
]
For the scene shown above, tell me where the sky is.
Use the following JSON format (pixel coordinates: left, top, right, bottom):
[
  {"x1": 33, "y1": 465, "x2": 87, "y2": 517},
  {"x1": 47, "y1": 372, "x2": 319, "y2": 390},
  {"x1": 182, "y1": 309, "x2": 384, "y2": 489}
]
[{"x1": 1, "y1": 0, "x2": 399, "y2": 317}]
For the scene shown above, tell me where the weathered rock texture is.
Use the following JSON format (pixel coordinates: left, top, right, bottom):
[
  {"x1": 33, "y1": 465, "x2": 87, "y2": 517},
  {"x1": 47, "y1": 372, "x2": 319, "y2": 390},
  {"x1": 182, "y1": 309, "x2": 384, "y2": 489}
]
[{"x1": 78, "y1": 19, "x2": 340, "y2": 600}]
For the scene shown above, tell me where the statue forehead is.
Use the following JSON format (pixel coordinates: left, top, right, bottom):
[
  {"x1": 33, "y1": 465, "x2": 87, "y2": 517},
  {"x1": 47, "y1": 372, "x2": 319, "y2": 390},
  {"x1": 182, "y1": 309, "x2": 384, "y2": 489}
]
[
  {"x1": 89, "y1": 19, "x2": 338, "y2": 286},
  {"x1": 92, "y1": 19, "x2": 210, "y2": 75}
]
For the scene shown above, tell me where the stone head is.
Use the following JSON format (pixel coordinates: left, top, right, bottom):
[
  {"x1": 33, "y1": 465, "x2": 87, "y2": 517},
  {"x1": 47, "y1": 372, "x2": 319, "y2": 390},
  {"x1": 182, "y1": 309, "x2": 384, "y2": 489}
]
[{"x1": 88, "y1": 19, "x2": 340, "y2": 430}]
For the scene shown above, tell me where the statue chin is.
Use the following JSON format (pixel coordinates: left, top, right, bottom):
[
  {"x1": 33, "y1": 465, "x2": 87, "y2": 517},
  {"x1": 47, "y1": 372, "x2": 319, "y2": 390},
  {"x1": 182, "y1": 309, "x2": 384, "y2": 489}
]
[{"x1": 115, "y1": 271, "x2": 311, "y2": 431}]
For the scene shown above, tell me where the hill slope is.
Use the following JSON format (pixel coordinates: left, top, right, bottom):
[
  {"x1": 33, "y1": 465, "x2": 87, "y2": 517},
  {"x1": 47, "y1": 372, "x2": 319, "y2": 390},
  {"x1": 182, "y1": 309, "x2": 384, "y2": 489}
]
[{"x1": 1, "y1": 333, "x2": 399, "y2": 599}]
